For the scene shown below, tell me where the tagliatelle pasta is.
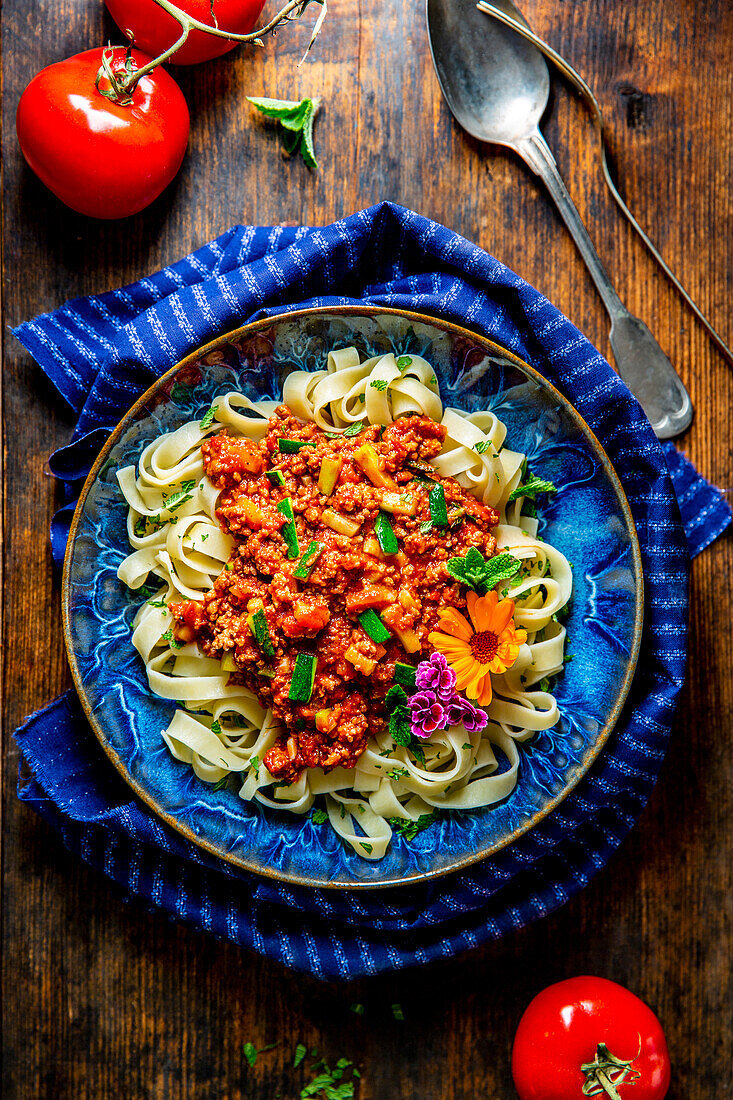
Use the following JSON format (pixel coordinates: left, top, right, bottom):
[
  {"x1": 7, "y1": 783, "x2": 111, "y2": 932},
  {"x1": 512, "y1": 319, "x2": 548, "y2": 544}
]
[{"x1": 117, "y1": 348, "x2": 572, "y2": 859}]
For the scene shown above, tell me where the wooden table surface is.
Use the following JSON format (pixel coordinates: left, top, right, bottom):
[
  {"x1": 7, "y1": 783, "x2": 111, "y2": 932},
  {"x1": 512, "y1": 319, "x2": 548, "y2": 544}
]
[{"x1": 3, "y1": 1, "x2": 732, "y2": 1097}]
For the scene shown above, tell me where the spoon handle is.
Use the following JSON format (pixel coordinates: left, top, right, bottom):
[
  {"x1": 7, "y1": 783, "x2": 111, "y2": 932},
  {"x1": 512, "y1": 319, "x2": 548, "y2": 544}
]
[{"x1": 517, "y1": 131, "x2": 692, "y2": 439}]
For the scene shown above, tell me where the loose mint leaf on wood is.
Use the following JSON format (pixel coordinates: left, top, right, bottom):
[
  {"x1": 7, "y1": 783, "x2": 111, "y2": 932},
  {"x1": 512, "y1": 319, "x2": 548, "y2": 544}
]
[{"x1": 248, "y1": 96, "x2": 321, "y2": 168}]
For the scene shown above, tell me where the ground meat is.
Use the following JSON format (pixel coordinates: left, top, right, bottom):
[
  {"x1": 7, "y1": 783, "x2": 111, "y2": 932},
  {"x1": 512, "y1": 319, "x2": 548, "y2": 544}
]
[{"x1": 170, "y1": 409, "x2": 499, "y2": 783}]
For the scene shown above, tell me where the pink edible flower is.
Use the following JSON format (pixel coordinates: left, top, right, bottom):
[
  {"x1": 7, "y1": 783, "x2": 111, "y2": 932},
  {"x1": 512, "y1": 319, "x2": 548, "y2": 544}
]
[
  {"x1": 408, "y1": 690, "x2": 446, "y2": 740},
  {"x1": 415, "y1": 652, "x2": 457, "y2": 701},
  {"x1": 446, "y1": 696, "x2": 488, "y2": 733}
]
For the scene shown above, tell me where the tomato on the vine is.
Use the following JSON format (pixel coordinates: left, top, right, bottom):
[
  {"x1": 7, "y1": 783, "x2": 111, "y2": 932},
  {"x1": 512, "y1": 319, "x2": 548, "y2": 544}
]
[
  {"x1": 16, "y1": 48, "x2": 189, "y2": 220},
  {"x1": 104, "y1": 0, "x2": 267, "y2": 65},
  {"x1": 512, "y1": 976, "x2": 671, "y2": 1100}
]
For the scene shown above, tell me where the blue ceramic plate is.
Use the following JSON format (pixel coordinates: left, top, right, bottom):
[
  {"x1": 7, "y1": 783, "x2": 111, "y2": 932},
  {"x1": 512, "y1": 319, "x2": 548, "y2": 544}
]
[{"x1": 63, "y1": 307, "x2": 643, "y2": 889}]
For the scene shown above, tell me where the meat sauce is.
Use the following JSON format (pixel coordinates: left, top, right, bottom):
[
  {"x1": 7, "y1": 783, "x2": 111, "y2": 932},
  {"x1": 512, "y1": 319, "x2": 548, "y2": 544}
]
[{"x1": 171, "y1": 409, "x2": 499, "y2": 782}]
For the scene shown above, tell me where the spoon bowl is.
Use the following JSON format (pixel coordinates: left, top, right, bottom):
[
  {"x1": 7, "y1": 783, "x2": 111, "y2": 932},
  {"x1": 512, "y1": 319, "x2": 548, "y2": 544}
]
[
  {"x1": 427, "y1": 0, "x2": 548, "y2": 146},
  {"x1": 426, "y1": 0, "x2": 693, "y2": 439}
]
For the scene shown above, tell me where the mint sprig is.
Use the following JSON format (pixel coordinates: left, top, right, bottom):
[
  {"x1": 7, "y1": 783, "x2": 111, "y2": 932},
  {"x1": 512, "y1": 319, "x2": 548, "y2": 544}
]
[
  {"x1": 508, "y1": 473, "x2": 556, "y2": 502},
  {"x1": 248, "y1": 96, "x2": 321, "y2": 168},
  {"x1": 446, "y1": 548, "x2": 522, "y2": 594}
]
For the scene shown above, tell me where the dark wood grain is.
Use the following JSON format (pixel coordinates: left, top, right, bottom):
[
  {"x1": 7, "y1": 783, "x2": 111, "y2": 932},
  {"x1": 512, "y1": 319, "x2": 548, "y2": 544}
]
[{"x1": 2, "y1": 1, "x2": 732, "y2": 1097}]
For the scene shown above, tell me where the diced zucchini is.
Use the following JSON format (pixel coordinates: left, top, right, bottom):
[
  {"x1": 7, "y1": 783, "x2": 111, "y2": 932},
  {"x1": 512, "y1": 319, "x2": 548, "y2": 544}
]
[
  {"x1": 392, "y1": 625, "x2": 421, "y2": 653},
  {"x1": 358, "y1": 609, "x2": 392, "y2": 644},
  {"x1": 317, "y1": 455, "x2": 342, "y2": 496},
  {"x1": 343, "y1": 645, "x2": 378, "y2": 675},
  {"x1": 429, "y1": 483, "x2": 448, "y2": 527},
  {"x1": 278, "y1": 438, "x2": 317, "y2": 454},
  {"x1": 378, "y1": 491, "x2": 417, "y2": 516},
  {"x1": 293, "y1": 541, "x2": 325, "y2": 580},
  {"x1": 276, "y1": 497, "x2": 300, "y2": 559},
  {"x1": 289, "y1": 652, "x2": 317, "y2": 702},
  {"x1": 322, "y1": 509, "x2": 361, "y2": 537},
  {"x1": 247, "y1": 609, "x2": 275, "y2": 659},
  {"x1": 374, "y1": 511, "x2": 399, "y2": 554},
  {"x1": 265, "y1": 468, "x2": 286, "y2": 486},
  {"x1": 354, "y1": 443, "x2": 398, "y2": 490},
  {"x1": 394, "y1": 662, "x2": 417, "y2": 690},
  {"x1": 221, "y1": 653, "x2": 238, "y2": 672}
]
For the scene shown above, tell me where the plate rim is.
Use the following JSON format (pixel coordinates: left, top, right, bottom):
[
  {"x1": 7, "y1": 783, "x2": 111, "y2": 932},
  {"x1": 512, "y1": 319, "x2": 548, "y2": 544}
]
[{"x1": 62, "y1": 304, "x2": 645, "y2": 890}]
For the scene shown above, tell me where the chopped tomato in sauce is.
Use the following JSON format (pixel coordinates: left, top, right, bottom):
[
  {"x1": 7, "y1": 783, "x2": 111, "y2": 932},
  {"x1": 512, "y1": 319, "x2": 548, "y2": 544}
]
[{"x1": 170, "y1": 409, "x2": 499, "y2": 782}]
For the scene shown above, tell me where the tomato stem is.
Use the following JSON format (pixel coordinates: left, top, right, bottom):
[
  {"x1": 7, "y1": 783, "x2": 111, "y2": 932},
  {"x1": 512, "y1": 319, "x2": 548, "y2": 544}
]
[
  {"x1": 98, "y1": 0, "x2": 327, "y2": 102},
  {"x1": 580, "y1": 1041, "x2": 641, "y2": 1099}
]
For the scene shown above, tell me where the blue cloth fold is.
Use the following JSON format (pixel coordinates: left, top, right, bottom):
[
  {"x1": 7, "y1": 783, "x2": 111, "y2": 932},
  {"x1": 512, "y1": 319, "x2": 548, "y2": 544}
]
[{"x1": 12, "y1": 202, "x2": 731, "y2": 979}]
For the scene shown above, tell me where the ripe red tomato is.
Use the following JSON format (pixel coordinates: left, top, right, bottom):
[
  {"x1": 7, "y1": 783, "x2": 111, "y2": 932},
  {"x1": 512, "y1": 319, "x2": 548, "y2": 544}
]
[
  {"x1": 16, "y1": 48, "x2": 189, "y2": 220},
  {"x1": 512, "y1": 976, "x2": 671, "y2": 1100},
  {"x1": 104, "y1": 0, "x2": 267, "y2": 66}
]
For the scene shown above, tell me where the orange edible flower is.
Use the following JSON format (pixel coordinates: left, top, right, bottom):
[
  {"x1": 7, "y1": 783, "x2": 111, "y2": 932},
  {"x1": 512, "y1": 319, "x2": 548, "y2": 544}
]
[{"x1": 428, "y1": 590, "x2": 527, "y2": 706}]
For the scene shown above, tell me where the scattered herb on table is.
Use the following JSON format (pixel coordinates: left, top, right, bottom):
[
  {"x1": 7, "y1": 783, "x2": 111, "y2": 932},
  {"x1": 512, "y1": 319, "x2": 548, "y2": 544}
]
[
  {"x1": 312, "y1": 808, "x2": 328, "y2": 825},
  {"x1": 248, "y1": 96, "x2": 321, "y2": 168},
  {"x1": 243, "y1": 1040, "x2": 278, "y2": 1068}
]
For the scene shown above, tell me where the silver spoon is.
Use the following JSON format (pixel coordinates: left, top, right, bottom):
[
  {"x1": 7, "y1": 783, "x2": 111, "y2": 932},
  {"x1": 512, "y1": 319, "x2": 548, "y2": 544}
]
[{"x1": 426, "y1": 0, "x2": 693, "y2": 439}]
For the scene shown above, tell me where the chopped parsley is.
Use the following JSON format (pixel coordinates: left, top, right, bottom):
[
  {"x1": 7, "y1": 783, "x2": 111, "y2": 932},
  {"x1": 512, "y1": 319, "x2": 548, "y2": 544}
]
[
  {"x1": 249, "y1": 754, "x2": 260, "y2": 778},
  {"x1": 388, "y1": 812, "x2": 438, "y2": 841},
  {"x1": 369, "y1": 378, "x2": 388, "y2": 391},
  {"x1": 391, "y1": 1003, "x2": 405, "y2": 1021},
  {"x1": 210, "y1": 719, "x2": 222, "y2": 735},
  {"x1": 147, "y1": 598, "x2": 167, "y2": 608},
  {"x1": 312, "y1": 808, "x2": 328, "y2": 825},
  {"x1": 212, "y1": 775, "x2": 231, "y2": 792},
  {"x1": 386, "y1": 766, "x2": 409, "y2": 781},
  {"x1": 294, "y1": 1043, "x2": 308, "y2": 1068},
  {"x1": 360, "y1": 842, "x2": 373, "y2": 854},
  {"x1": 395, "y1": 355, "x2": 412, "y2": 370},
  {"x1": 160, "y1": 628, "x2": 183, "y2": 650},
  {"x1": 350, "y1": 1003, "x2": 365, "y2": 1015}
]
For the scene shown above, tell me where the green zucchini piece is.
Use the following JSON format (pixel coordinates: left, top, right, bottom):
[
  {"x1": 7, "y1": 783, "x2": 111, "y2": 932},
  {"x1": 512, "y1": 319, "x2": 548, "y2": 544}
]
[
  {"x1": 276, "y1": 497, "x2": 300, "y2": 559},
  {"x1": 248, "y1": 609, "x2": 275, "y2": 659},
  {"x1": 394, "y1": 662, "x2": 417, "y2": 690},
  {"x1": 278, "y1": 438, "x2": 317, "y2": 454},
  {"x1": 317, "y1": 455, "x2": 342, "y2": 496},
  {"x1": 265, "y1": 468, "x2": 285, "y2": 486},
  {"x1": 374, "y1": 511, "x2": 399, "y2": 555},
  {"x1": 293, "y1": 540, "x2": 325, "y2": 580},
  {"x1": 289, "y1": 652, "x2": 317, "y2": 702},
  {"x1": 428, "y1": 482, "x2": 448, "y2": 527},
  {"x1": 358, "y1": 609, "x2": 391, "y2": 644}
]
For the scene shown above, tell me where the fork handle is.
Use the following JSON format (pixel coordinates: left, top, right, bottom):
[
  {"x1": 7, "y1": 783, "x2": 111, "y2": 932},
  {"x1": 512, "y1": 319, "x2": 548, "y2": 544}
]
[{"x1": 517, "y1": 130, "x2": 692, "y2": 438}]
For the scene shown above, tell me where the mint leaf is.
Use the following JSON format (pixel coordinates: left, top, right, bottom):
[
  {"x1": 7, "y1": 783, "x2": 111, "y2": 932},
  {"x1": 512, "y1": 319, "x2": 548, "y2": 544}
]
[
  {"x1": 249, "y1": 96, "x2": 321, "y2": 168},
  {"x1": 508, "y1": 473, "x2": 556, "y2": 502},
  {"x1": 246, "y1": 96, "x2": 306, "y2": 120},
  {"x1": 300, "y1": 99, "x2": 319, "y2": 168},
  {"x1": 446, "y1": 548, "x2": 521, "y2": 594}
]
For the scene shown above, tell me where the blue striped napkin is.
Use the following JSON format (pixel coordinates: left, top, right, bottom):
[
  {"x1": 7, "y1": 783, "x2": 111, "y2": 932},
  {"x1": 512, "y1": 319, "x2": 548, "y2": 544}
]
[{"x1": 12, "y1": 203, "x2": 731, "y2": 979}]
